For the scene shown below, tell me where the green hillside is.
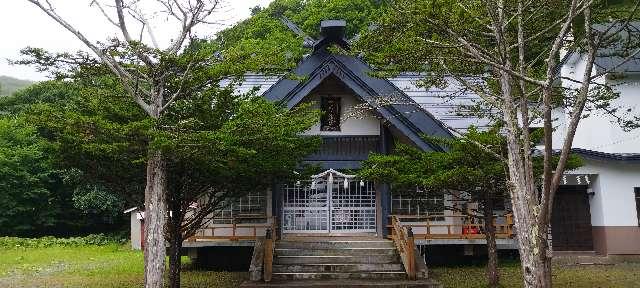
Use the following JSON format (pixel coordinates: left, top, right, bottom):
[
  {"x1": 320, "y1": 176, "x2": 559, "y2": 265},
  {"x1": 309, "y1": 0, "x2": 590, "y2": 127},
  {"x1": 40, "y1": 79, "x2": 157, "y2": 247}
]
[{"x1": 0, "y1": 76, "x2": 34, "y2": 96}]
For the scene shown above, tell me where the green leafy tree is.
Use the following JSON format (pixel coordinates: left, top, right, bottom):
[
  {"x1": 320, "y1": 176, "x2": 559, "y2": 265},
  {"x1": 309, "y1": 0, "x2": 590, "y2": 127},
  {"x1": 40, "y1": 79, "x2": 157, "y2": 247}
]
[
  {"x1": 360, "y1": 128, "x2": 582, "y2": 287},
  {"x1": 23, "y1": 2, "x2": 228, "y2": 285},
  {"x1": 213, "y1": 0, "x2": 386, "y2": 73},
  {"x1": 11, "y1": 44, "x2": 320, "y2": 287},
  {"x1": 355, "y1": 1, "x2": 640, "y2": 286},
  {"x1": 154, "y1": 72, "x2": 319, "y2": 287},
  {"x1": 0, "y1": 118, "x2": 55, "y2": 235},
  {"x1": 0, "y1": 83, "x2": 132, "y2": 236}
]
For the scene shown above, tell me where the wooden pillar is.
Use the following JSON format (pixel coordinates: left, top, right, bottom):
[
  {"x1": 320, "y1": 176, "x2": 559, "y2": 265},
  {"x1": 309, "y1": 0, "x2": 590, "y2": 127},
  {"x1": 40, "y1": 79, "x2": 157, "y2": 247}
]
[
  {"x1": 406, "y1": 227, "x2": 416, "y2": 280},
  {"x1": 264, "y1": 228, "x2": 273, "y2": 282},
  {"x1": 379, "y1": 184, "x2": 391, "y2": 238},
  {"x1": 271, "y1": 183, "x2": 281, "y2": 239},
  {"x1": 379, "y1": 123, "x2": 393, "y2": 237}
]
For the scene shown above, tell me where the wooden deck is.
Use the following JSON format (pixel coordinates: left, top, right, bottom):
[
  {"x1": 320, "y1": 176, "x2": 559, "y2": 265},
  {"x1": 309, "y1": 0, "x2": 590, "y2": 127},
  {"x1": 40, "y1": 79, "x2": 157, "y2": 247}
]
[{"x1": 184, "y1": 213, "x2": 515, "y2": 244}]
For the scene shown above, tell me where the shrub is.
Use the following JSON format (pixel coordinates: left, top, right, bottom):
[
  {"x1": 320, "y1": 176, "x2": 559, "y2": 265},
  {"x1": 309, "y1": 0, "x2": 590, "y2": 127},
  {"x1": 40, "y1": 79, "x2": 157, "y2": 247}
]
[{"x1": 0, "y1": 233, "x2": 126, "y2": 248}]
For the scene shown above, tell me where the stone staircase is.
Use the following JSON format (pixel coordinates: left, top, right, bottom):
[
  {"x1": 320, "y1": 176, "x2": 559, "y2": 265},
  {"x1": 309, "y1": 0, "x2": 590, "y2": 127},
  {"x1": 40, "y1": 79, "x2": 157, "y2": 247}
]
[
  {"x1": 272, "y1": 239, "x2": 406, "y2": 281},
  {"x1": 242, "y1": 238, "x2": 440, "y2": 288}
]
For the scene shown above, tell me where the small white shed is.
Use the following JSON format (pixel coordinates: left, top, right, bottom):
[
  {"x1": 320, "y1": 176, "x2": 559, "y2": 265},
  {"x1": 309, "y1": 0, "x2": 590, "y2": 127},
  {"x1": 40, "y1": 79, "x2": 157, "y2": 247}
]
[{"x1": 124, "y1": 207, "x2": 144, "y2": 250}]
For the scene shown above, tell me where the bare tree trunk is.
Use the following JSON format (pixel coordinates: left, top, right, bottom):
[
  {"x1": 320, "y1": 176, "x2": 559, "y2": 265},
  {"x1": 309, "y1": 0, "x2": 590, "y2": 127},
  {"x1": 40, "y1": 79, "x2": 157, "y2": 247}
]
[
  {"x1": 483, "y1": 196, "x2": 499, "y2": 287},
  {"x1": 496, "y1": 66, "x2": 551, "y2": 288},
  {"x1": 144, "y1": 151, "x2": 167, "y2": 288}
]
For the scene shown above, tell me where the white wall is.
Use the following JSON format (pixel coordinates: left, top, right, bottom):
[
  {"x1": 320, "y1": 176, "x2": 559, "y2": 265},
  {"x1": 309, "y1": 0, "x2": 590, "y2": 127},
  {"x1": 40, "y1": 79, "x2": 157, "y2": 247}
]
[
  {"x1": 568, "y1": 158, "x2": 640, "y2": 226},
  {"x1": 556, "y1": 54, "x2": 640, "y2": 153},
  {"x1": 130, "y1": 212, "x2": 142, "y2": 250},
  {"x1": 300, "y1": 93, "x2": 380, "y2": 136}
]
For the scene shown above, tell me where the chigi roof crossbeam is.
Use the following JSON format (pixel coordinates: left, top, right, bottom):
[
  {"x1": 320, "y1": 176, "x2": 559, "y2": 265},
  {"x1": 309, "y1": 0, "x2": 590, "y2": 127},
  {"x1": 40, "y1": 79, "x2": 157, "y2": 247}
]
[{"x1": 313, "y1": 20, "x2": 350, "y2": 53}]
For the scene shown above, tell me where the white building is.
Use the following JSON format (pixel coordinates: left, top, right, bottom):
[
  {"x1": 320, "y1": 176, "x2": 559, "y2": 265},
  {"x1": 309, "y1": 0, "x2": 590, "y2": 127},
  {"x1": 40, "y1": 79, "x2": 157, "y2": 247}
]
[{"x1": 554, "y1": 28, "x2": 640, "y2": 255}]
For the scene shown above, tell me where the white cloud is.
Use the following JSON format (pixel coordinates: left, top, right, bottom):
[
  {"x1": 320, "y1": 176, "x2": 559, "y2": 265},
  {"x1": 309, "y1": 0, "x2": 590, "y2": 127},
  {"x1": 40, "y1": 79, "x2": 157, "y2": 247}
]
[{"x1": 0, "y1": 0, "x2": 273, "y2": 81}]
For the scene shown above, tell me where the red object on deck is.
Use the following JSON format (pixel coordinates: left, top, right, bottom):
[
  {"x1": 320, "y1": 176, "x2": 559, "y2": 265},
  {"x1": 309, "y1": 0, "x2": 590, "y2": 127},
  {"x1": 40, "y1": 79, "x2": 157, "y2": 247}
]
[{"x1": 462, "y1": 227, "x2": 480, "y2": 234}]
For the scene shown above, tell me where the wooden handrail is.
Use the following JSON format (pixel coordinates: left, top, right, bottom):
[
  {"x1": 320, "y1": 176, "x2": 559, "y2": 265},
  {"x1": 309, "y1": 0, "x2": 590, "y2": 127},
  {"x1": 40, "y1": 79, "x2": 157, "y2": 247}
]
[
  {"x1": 391, "y1": 215, "x2": 417, "y2": 280},
  {"x1": 263, "y1": 228, "x2": 274, "y2": 282},
  {"x1": 387, "y1": 214, "x2": 515, "y2": 240}
]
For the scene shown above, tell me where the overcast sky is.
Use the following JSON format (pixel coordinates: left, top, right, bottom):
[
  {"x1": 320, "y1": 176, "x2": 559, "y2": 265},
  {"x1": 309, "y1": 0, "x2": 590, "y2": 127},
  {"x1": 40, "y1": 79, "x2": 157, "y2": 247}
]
[{"x1": 0, "y1": 0, "x2": 274, "y2": 81}]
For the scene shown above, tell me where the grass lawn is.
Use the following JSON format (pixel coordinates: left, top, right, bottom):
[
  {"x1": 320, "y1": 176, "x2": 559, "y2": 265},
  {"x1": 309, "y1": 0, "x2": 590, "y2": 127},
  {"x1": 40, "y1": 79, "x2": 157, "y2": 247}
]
[
  {"x1": 1, "y1": 244, "x2": 639, "y2": 287},
  {"x1": 0, "y1": 244, "x2": 245, "y2": 288},
  {"x1": 431, "y1": 260, "x2": 640, "y2": 288}
]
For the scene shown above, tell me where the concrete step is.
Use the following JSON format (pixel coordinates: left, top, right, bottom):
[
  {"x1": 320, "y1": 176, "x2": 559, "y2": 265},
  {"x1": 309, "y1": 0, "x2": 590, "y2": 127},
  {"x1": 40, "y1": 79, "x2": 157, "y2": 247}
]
[
  {"x1": 275, "y1": 248, "x2": 397, "y2": 256},
  {"x1": 275, "y1": 255, "x2": 399, "y2": 265},
  {"x1": 273, "y1": 263, "x2": 404, "y2": 273},
  {"x1": 240, "y1": 279, "x2": 442, "y2": 288},
  {"x1": 272, "y1": 271, "x2": 407, "y2": 280},
  {"x1": 276, "y1": 241, "x2": 394, "y2": 250}
]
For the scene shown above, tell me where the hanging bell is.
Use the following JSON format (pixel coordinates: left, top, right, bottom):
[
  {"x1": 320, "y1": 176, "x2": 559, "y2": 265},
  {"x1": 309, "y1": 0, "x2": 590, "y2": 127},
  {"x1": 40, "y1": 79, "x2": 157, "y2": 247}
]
[
  {"x1": 343, "y1": 178, "x2": 349, "y2": 189},
  {"x1": 360, "y1": 180, "x2": 365, "y2": 187}
]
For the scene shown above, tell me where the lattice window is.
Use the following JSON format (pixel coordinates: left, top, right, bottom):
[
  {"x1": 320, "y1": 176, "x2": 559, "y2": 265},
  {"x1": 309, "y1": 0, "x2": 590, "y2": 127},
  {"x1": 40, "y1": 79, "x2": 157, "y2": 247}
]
[
  {"x1": 320, "y1": 96, "x2": 341, "y2": 131},
  {"x1": 391, "y1": 187, "x2": 445, "y2": 219},
  {"x1": 212, "y1": 191, "x2": 266, "y2": 224}
]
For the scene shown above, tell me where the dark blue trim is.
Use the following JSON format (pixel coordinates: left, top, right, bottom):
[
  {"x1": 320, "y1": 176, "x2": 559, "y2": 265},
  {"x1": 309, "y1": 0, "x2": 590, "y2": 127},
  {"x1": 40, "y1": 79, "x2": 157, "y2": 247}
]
[{"x1": 572, "y1": 148, "x2": 640, "y2": 162}]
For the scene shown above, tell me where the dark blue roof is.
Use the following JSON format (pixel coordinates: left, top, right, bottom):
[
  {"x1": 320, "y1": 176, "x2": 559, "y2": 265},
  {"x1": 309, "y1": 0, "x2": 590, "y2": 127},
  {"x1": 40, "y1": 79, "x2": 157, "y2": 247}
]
[
  {"x1": 262, "y1": 50, "x2": 453, "y2": 151},
  {"x1": 592, "y1": 21, "x2": 640, "y2": 74},
  {"x1": 572, "y1": 148, "x2": 640, "y2": 162}
]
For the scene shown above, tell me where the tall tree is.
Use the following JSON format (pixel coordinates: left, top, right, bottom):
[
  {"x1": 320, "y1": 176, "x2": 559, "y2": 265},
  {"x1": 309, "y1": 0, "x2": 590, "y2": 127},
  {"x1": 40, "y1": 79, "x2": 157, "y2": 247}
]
[
  {"x1": 356, "y1": 1, "x2": 640, "y2": 286},
  {"x1": 359, "y1": 128, "x2": 582, "y2": 287},
  {"x1": 0, "y1": 82, "x2": 132, "y2": 236},
  {"x1": 360, "y1": 128, "x2": 510, "y2": 287},
  {"x1": 0, "y1": 118, "x2": 55, "y2": 235},
  {"x1": 162, "y1": 95, "x2": 319, "y2": 287},
  {"x1": 13, "y1": 42, "x2": 320, "y2": 287},
  {"x1": 24, "y1": 1, "x2": 223, "y2": 286}
]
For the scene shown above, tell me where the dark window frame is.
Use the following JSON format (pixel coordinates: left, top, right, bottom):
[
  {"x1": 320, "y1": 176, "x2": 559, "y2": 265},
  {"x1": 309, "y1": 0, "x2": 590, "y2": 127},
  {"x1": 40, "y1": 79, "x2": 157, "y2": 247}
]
[{"x1": 320, "y1": 96, "x2": 341, "y2": 131}]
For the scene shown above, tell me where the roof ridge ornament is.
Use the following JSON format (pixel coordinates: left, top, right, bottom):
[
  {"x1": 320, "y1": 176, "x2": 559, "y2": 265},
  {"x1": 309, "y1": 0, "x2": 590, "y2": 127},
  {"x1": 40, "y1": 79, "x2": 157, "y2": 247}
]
[{"x1": 313, "y1": 20, "x2": 350, "y2": 53}]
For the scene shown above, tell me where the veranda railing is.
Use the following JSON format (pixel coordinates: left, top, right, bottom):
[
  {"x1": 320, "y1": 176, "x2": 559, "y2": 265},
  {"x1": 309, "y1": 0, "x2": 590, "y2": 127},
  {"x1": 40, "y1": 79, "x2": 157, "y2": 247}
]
[
  {"x1": 186, "y1": 215, "x2": 277, "y2": 242},
  {"x1": 388, "y1": 214, "x2": 514, "y2": 240}
]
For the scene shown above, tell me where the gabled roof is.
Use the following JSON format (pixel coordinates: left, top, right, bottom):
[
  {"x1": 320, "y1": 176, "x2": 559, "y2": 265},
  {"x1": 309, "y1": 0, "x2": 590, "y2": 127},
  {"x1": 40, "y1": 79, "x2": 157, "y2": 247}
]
[
  {"x1": 390, "y1": 74, "x2": 493, "y2": 134},
  {"x1": 262, "y1": 50, "x2": 453, "y2": 151}
]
